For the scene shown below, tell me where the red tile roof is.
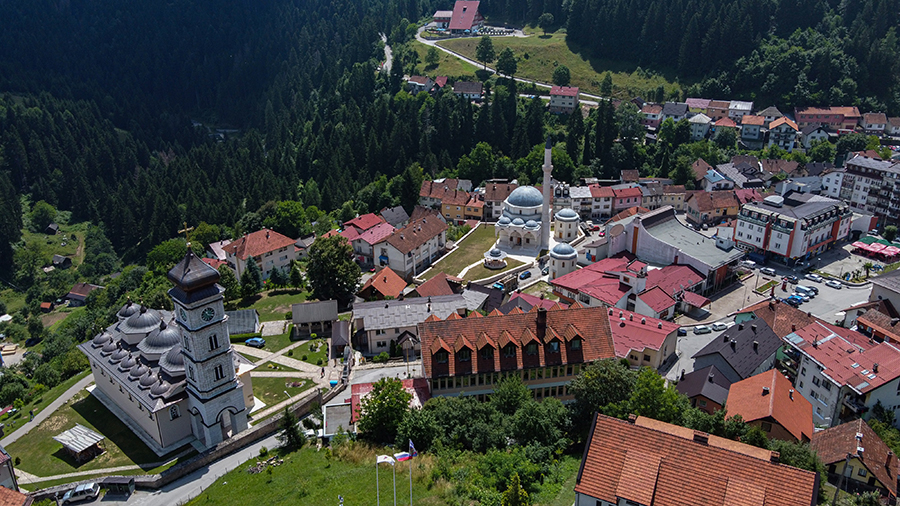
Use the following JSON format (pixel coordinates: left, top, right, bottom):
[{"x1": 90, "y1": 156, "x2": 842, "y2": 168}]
[
  {"x1": 575, "y1": 415, "x2": 819, "y2": 506},
  {"x1": 414, "y1": 272, "x2": 464, "y2": 297},
  {"x1": 588, "y1": 184, "x2": 615, "y2": 198},
  {"x1": 0, "y1": 486, "x2": 31, "y2": 506},
  {"x1": 359, "y1": 267, "x2": 407, "y2": 299},
  {"x1": 769, "y1": 117, "x2": 799, "y2": 131},
  {"x1": 201, "y1": 258, "x2": 226, "y2": 270},
  {"x1": 225, "y1": 229, "x2": 296, "y2": 261},
  {"x1": 681, "y1": 290, "x2": 710, "y2": 308},
  {"x1": 434, "y1": 76, "x2": 448, "y2": 88},
  {"x1": 692, "y1": 159, "x2": 712, "y2": 180},
  {"x1": 646, "y1": 264, "x2": 705, "y2": 297},
  {"x1": 355, "y1": 222, "x2": 396, "y2": 246},
  {"x1": 483, "y1": 182, "x2": 518, "y2": 202},
  {"x1": 734, "y1": 188, "x2": 764, "y2": 205},
  {"x1": 811, "y1": 419, "x2": 899, "y2": 496},
  {"x1": 741, "y1": 115, "x2": 765, "y2": 126},
  {"x1": 340, "y1": 227, "x2": 360, "y2": 242},
  {"x1": 726, "y1": 369, "x2": 813, "y2": 442},
  {"x1": 614, "y1": 187, "x2": 642, "y2": 199},
  {"x1": 637, "y1": 286, "x2": 676, "y2": 313},
  {"x1": 507, "y1": 292, "x2": 569, "y2": 311},
  {"x1": 607, "y1": 308, "x2": 678, "y2": 357},
  {"x1": 385, "y1": 216, "x2": 448, "y2": 254},
  {"x1": 419, "y1": 305, "x2": 615, "y2": 379},
  {"x1": 550, "y1": 255, "x2": 635, "y2": 306},
  {"x1": 715, "y1": 117, "x2": 737, "y2": 128},
  {"x1": 551, "y1": 86, "x2": 579, "y2": 97},
  {"x1": 344, "y1": 213, "x2": 385, "y2": 232},
  {"x1": 448, "y1": 0, "x2": 481, "y2": 31}
]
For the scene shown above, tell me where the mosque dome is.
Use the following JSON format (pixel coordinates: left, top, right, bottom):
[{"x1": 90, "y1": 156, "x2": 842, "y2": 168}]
[
  {"x1": 489, "y1": 248, "x2": 503, "y2": 258},
  {"x1": 555, "y1": 208, "x2": 578, "y2": 221},
  {"x1": 511, "y1": 218, "x2": 525, "y2": 226},
  {"x1": 129, "y1": 362, "x2": 149, "y2": 380},
  {"x1": 160, "y1": 346, "x2": 185, "y2": 376},
  {"x1": 119, "y1": 353, "x2": 138, "y2": 371},
  {"x1": 498, "y1": 216, "x2": 511, "y2": 226},
  {"x1": 101, "y1": 339, "x2": 118, "y2": 355},
  {"x1": 110, "y1": 346, "x2": 129, "y2": 363},
  {"x1": 507, "y1": 186, "x2": 544, "y2": 208},
  {"x1": 524, "y1": 220, "x2": 539, "y2": 230},
  {"x1": 550, "y1": 243, "x2": 578, "y2": 259}
]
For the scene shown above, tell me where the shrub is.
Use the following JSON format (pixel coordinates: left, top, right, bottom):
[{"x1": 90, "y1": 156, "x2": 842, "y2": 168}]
[
  {"x1": 316, "y1": 359, "x2": 322, "y2": 366},
  {"x1": 372, "y1": 352, "x2": 390, "y2": 363},
  {"x1": 285, "y1": 312, "x2": 292, "y2": 320},
  {"x1": 287, "y1": 350, "x2": 293, "y2": 356},
  {"x1": 302, "y1": 355, "x2": 308, "y2": 361},
  {"x1": 259, "y1": 446, "x2": 268, "y2": 457}
]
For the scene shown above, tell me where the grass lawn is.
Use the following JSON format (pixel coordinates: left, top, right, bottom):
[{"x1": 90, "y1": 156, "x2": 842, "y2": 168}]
[
  {"x1": 463, "y1": 258, "x2": 525, "y2": 282},
  {"x1": 230, "y1": 289, "x2": 309, "y2": 322},
  {"x1": 531, "y1": 455, "x2": 581, "y2": 506},
  {"x1": 261, "y1": 328, "x2": 295, "y2": 353},
  {"x1": 0, "y1": 289, "x2": 26, "y2": 315},
  {"x1": 522, "y1": 281, "x2": 559, "y2": 301},
  {"x1": 410, "y1": 40, "x2": 480, "y2": 78},
  {"x1": 755, "y1": 280, "x2": 778, "y2": 294},
  {"x1": 250, "y1": 377, "x2": 314, "y2": 409},
  {"x1": 255, "y1": 362, "x2": 298, "y2": 373},
  {"x1": 438, "y1": 27, "x2": 681, "y2": 99},
  {"x1": 6, "y1": 390, "x2": 188, "y2": 477},
  {"x1": 0, "y1": 370, "x2": 92, "y2": 437},
  {"x1": 422, "y1": 225, "x2": 497, "y2": 280},
  {"x1": 293, "y1": 338, "x2": 328, "y2": 366}
]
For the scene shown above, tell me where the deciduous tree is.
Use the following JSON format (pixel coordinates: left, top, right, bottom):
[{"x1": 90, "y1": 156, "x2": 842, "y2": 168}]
[
  {"x1": 358, "y1": 377, "x2": 412, "y2": 443},
  {"x1": 476, "y1": 36, "x2": 495, "y2": 69},
  {"x1": 306, "y1": 235, "x2": 361, "y2": 307},
  {"x1": 496, "y1": 48, "x2": 517, "y2": 77},
  {"x1": 552, "y1": 65, "x2": 571, "y2": 86},
  {"x1": 217, "y1": 265, "x2": 240, "y2": 302},
  {"x1": 538, "y1": 13, "x2": 554, "y2": 34}
]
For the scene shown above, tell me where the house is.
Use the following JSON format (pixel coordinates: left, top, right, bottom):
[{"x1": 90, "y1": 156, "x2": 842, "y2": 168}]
[
  {"x1": 453, "y1": 81, "x2": 483, "y2": 101},
  {"x1": 291, "y1": 300, "x2": 339, "y2": 339},
  {"x1": 800, "y1": 124, "x2": 830, "y2": 149},
  {"x1": 713, "y1": 116, "x2": 737, "y2": 135},
  {"x1": 870, "y1": 268, "x2": 900, "y2": 308},
  {"x1": 294, "y1": 234, "x2": 315, "y2": 259},
  {"x1": 432, "y1": 9, "x2": 453, "y2": 28},
  {"x1": 840, "y1": 299, "x2": 898, "y2": 329},
  {"x1": 224, "y1": 309, "x2": 260, "y2": 336},
  {"x1": 499, "y1": 292, "x2": 568, "y2": 314},
  {"x1": 691, "y1": 319, "x2": 781, "y2": 384},
  {"x1": 740, "y1": 114, "x2": 765, "y2": 147},
  {"x1": 685, "y1": 190, "x2": 739, "y2": 226},
  {"x1": 640, "y1": 104, "x2": 663, "y2": 129},
  {"x1": 661, "y1": 185, "x2": 686, "y2": 211},
  {"x1": 856, "y1": 308, "x2": 900, "y2": 344},
  {"x1": 795, "y1": 106, "x2": 862, "y2": 131},
  {"x1": 358, "y1": 266, "x2": 407, "y2": 300},
  {"x1": 706, "y1": 100, "x2": 730, "y2": 121},
  {"x1": 410, "y1": 272, "x2": 465, "y2": 298},
  {"x1": 376, "y1": 215, "x2": 448, "y2": 281},
  {"x1": 65, "y1": 282, "x2": 103, "y2": 307},
  {"x1": 888, "y1": 117, "x2": 900, "y2": 136},
  {"x1": 862, "y1": 112, "x2": 888, "y2": 135},
  {"x1": 639, "y1": 182, "x2": 665, "y2": 210},
  {"x1": 811, "y1": 419, "x2": 899, "y2": 500},
  {"x1": 691, "y1": 158, "x2": 712, "y2": 184},
  {"x1": 206, "y1": 239, "x2": 233, "y2": 262},
  {"x1": 406, "y1": 76, "x2": 434, "y2": 95},
  {"x1": 676, "y1": 365, "x2": 732, "y2": 414},
  {"x1": 781, "y1": 320, "x2": 900, "y2": 426},
  {"x1": 728, "y1": 100, "x2": 753, "y2": 120},
  {"x1": 45, "y1": 222, "x2": 58, "y2": 235},
  {"x1": 351, "y1": 222, "x2": 396, "y2": 267},
  {"x1": 344, "y1": 213, "x2": 385, "y2": 234},
  {"x1": 224, "y1": 228, "x2": 298, "y2": 280},
  {"x1": 52, "y1": 254, "x2": 72, "y2": 269},
  {"x1": 607, "y1": 308, "x2": 678, "y2": 370},
  {"x1": 715, "y1": 161, "x2": 765, "y2": 189},
  {"x1": 767, "y1": 117, "x2": 799, "y2": 151},
  {"x1": 588, "y1": 184, "x2": 615, "y2": 219},
  {"x1": 611, "y1": 185, "x2": 642, "y2": 213},
  {"x1": 420, "y1": 304, "x2": 615, "y2": 401},
  {"x1": 0, "y1": 487, "x2": 30, "y2": 506},
  {"x1": 447, "y1": 0, "x2": 483, "y2": 33},
  {"x1": 736, "y1": 298, "x2": 821, "y2": 338},
  {"x1": 685, "y1": 97, "x2": 710, "y2": 113},
  {"x1": 761, "y1": 158, "x2": 801, "y2": 178},
  {"x1": 688, "y1": 113, "x2": 712, "y2": 141},
  {"x1": 420, "y1": 178, "x2": 472, "y2": 209},
  {"x1": 380, "y1": 206, "x2": 410, "y2": 228},
  {"x1": 698, "y1": 169, "x2": 735, "y2": 192},
  {"x1": 660, "y1": 102, "x2": 688, "y2": 123},
  {"x1": 573, "y1": 414, "x2": 820, "y2": 506},
  {"x1": 439, "y1": 189, "x2": 473, "y2": 224},
  {"x1": 726, "y1": 369, "x2": 813, "y2": 442},
  {"x1": 482, "y1": 182, "x2": 518, "y2": 221},
  {"x1": 39, "y1": 301, "x2": 52, "y2": 313},
  {"x1": 353, "y1": 294, "x2": 467, "y2": 357},
  {"x1": 549, "y1": 86, "x2": 579, "y2": 114},
  {"x1": 757, "y1": 105, "x2": 784, "y2": 127}
]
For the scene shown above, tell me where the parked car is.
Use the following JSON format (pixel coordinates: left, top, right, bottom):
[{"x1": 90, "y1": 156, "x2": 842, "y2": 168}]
[
  {"x1": 795, "y1": 285, "x2": 816, "y2": 297},
  {"x1": 519, "y1": 271, "x2": 532, "y2": 280},
  {"x1": 783, "y1": 275, "x2": 799, "y2": 284},
  {"x1": 825, "y1": 280, "x2": 843, "y2": 289},
  {"x1": 492, "y1": 282, "x2": 505, "y2": 291},
  {"x1": 711, "y1": 322, "x2": 728, "y2": 331},
  {"x1": 784, "y1": 296, "x2": 802, "y2": 307},
  {"x1": 61, "y1": 483, "x2": 101, "y2": 504},
  {"x1": 760, "y1": 267, "x2": 776, "y2": 276},
  {"x1": 677, "y1": 328, "x2": 687, "y2": 336},
  {"x1": 693, "y1": 325, "x2": 711, "y2": 334},
  {"x1": 805, "y1": 273, "x2": 824, "y2": 283},
  {"x1": 245, "y1": 337, "x2": 266, "y2": 348},
  {"x1": 740, "y1": 260, "x2": 756, "y2": 269},
  {"x1": 791, "y1": 293, "x2": 810, "y2": 302},
  {"x1": 541, "y1": 266, "x2": 549, "y2": 275},
  {"x1": 591, "y1": 225, "x2": 600, "y2": 231}
]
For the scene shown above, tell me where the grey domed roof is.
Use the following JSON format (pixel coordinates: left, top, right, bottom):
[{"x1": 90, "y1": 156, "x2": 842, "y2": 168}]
[
  {"x1": 555, "y1": 208, "x2": 578, "y2": 220},
  {"x1": 511, "y1": 218, "x2": 525, "y2": 226},
  {"x1": 160, "y1": 346, "x2": 185, "y2": 375},
  {"x1": 150, "y1": 377, "x2": 171, "y2": 397},
  {"x1": 138, "y1": 319, "x2": 181, "y2": 356},
  {"x1": 119, "y1": 353, "x2": 138, "y2": 371},
  {"x1": 524, "y1": 220, "x2": 539, "y2": 229},
  {"x1": 167, "y1": 246, "x2": 220, "y2": 292},
  {"x1": 129, "y1": 362, "x2": 149, "y2": 380},
  {"x1": 117, "y1": 300, "x2": 139, "y2": 319},
  {"x1": 551, "y1": 243, "x2": 578, "y2": 259},
  {"x1": 92, "y1": 332, "x2": 112, "y2": 348},
  {"x1": 122, "y1": 306, "x2": 162, "y2": 334},
  {"x1": 498, "y1": 216, "x2": 511, "y2": 225},
  {"x1": 110, "y1": 346, "x2": 128, "y2": 363},
  {"x1": 139, "y1": 370, "x2": 157, "y2": 388},
  {"x1": 489, "y1": 248, "x2": 503, "y2": 258},
  {"x1": 101, "y1": 339, "x2": 118, "y2": 355},
  {"x1": 507, "y1": 186, "x2": 543, "y2": 208}
]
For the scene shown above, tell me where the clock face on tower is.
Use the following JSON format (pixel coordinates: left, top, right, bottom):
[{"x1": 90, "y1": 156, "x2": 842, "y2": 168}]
[
  {"x1": 180, "y1": 308, "x2": 188, "y2": 322},
  {"x1": 201, "y1": 307, "x2": 215, "y2": 322}
]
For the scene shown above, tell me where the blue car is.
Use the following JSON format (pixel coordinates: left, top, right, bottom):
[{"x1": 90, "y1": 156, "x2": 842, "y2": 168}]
[
  {"x1": 245, "y1": 337, "x2": 266, "y2": 348},
  {"x1": 519, "y1": 271, "x2": 532, "y2": 280}
]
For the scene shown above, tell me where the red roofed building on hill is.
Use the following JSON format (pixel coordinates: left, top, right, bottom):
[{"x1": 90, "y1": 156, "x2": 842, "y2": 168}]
[
  {"x1": 448, "y1": 1, "x2": 483, "y2": 33},
  {"x1": 607, "y1": 308, "x2": 678, "y2": 370},
  {"x1": 419, "y1": 304, "x2": 615, "y2": 401},
  {"x1": 549, "y1": 86, "x2": 579, "y2": 114},
  {"x1": 574, "y1": 414, "x2": 819, "y2": 506},
  {"x1": 225, "y1": 228, "x2": 299, "y2": 280},
  {"x1": 357, "y1": 267, "x2": 407, "y2": 301},
  {"x1": 344, "y1": 213, "x2": 385, "y2": 234},
  {"x1": 725, "y1": 369, "x2": 813, "y2": 442}
]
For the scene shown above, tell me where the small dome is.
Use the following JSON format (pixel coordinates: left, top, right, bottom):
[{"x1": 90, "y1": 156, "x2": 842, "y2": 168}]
[
  {"x1": 498, "y1": 216, "x2": 511, "y2": 225},
  {"x1": 524, "y1": 220, "x2": 539, "y2": 229},
  {"x1": 507, "y1": 186, "x2": 544, "y2": 208},
  {"x1": 150, "y1": 376, "x2": 171, "y2": 397},
  {"x1": 489, "y1": 248, "x2": 503, "y2": 258},
  {"x1": 117, "y1": 300, "x2": 139, "y2": 319},
  {"x1": 124, "y1": 306, "x2": 162, "y2": 334},
  {"x1": 92, "y1": 332, "x2": 112, "y2": 348},
  {"x1": 119, "y1": 353, "x2": 138, "y2": 371},
  {"x1": 167, "y1": 246, "x2": 220, "y2": 292},
  {"x1": 129, "y1": 362, "x2": 149, "y2": 380},
  {"x1": 511, "y1": 218, "x2": 525, "y2": 226},
  {"x1": 139, "y1": 319, "x2": 181, "y2": 355},
  {"x1": 551, "y1": 243, "x2": 577, "y2": 259},
  {"x1": 101, "y1": 340, "x2": 118, "y2": 355},
  {"x1": 139, "y1": 370, "x2": 157, "y2": 388},
  {"x1": 160, "y1": 346, "x2": 186, "y2": 376},
  {"x1": 110, "y1": 346, "x2": 129, "y2": 363},
  {"x1": 555, "y1": 208, "x2": 578, "y2": 220}
]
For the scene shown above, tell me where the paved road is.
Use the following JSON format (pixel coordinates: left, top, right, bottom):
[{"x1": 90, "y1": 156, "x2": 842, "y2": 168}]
[{"x1": 1, "y1": 373, "x2": 94, "y2": 446}]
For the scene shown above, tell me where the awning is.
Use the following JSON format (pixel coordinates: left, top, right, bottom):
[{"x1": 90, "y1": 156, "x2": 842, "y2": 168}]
[
  {"x1": 54, "y1": 424, "x2": 104, "y2": 453},
  {"x1": 681, "y1": 291, "x2": 710, "y2": 308},
  {"x1": 851, "y1": 241, "x2": 868, "y2": 249},
  {"x1": 883, "y1": 246, "x2": 900, "y2": 256},
  {"x1": 868, "y1": 242, "x2": 887, "y2": 253}
]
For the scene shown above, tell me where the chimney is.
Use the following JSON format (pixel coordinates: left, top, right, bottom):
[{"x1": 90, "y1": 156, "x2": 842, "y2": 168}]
[
  {"x1": 789, "y1": 389, "x2": 794, "y2": 400},
  {"x1": 770, "y1": 451, "x2": 780, "y2": 464},
  {"x1": 724, "y1": 333, "x2": 730, "y2": 342},
  {"x1": 536, "y1": 307, "x2": 548, "y2": 341},
  {"x1": 753, "y1": 340, "x2": 759, "y2": 351},
  {"x1": 887, "y1": 451, "x2": 894, "y2": 469},
  {"x1": 739, "y1": 323, "x2": 744, "y2": 331},
  {"x1": 658, "y1": 322, "x2": 663, "y2": 329},
  {"x1": 874, "y1": 363, "x2": 880, "y2": 373},
  {"x1": 708, "y1": 373, "x2": 715, "y2": 383},
  {"x1": 628, "y1": 414, "x2": 637, "y2": 424},
  {"x1": 730, "y1": 340, "x2": 737, "y2": 350},
  {"x1": 609, "y1": 308, "x2": 613, "y2": 315},
  {"x1": 693, "y1": 431, "x2": 709, "y2": 445},
  {"x1": 762, "y1": 386, "x2": 770, "y2": 396},
  {"x1": 791, "y1": 324, "x2": 796, "y2": 332},
  {"x1": 629, "y1": 314, "x2": 634, "y2": 321},
  {"x1": 751, "y1": 324, "x2": 757, "y2": 333},
  {"x1": 680, "y1": 369, "x2": 685, "y2": 380},
  {"x1": 619, "y1": 311, "x2": 623, "y2": 318},
  {"x1": 641, "y1": 317, "x2": 646, "y2": 325},
  {"x1": 674, "y1": 254, "x2": 679, "y2": 264}
]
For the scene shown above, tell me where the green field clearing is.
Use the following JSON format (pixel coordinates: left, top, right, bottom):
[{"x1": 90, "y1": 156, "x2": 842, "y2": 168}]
[
  {"x1": 0, "y1": 370, "x2": 91, "y2": 437},
  {"x1": 463, "y1": 258, "x2": 525, "y2": 282},
  {"x1": 421, "y1": 225, "x2": 497, "y2": 280},
  {"x1": 522, "y1": 280, "x2": 560, "y2": 301},
  {"x1": 410, "y1": 41, "x2": 480, "y2": 78},
  {"x1": 230, "y1": 289, "x2": 308, "y2": 322},
  {"x1": 250, "y1": 377, "x2": 314, "y2": 409},
  {"x1": 437, "y1": 27, "x2": 681, "y2": 99}
]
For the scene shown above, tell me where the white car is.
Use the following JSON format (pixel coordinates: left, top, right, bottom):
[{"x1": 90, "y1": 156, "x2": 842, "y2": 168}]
[
  {"x1": 693, "y1": 325, "x2": 712, "y2": 334},
  {"x1": 825, "y1": 280, "x2": 842, "y2": 289},
  {"x1": 711, "y1": 322, "x2": 728, "y2": 331},
  {"x1": 805, "y1": 273, "x2": 824, "y2": 283},
  {"x1": 760, "y1": 267, "x2": 776, "y2": 276},
  {"x1": 61, "y1": 483, "x2": 100, "y2": 504},
  {"x1": 740, "y1": 260, "x2": 756, "y2": 269}
]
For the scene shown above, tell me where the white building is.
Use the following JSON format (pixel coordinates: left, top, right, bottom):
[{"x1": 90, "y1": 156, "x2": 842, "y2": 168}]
[
  {"x1": 728, "y1": 100, "x2": 753, "y2": 120},
  {"x1": 554, "y1": 208, "x2": 580, "y2": 243},
  {"x1": 375, "y1": 214, "x2": 448, "y2": 281},
  {"x1": 224, "y1": 228, "x2": 298, "y2": 280},
  {"x1": 688, "y1": 113, "x2": 712, "y2": 141},
  {"x1": 549, "y1": 86, "x2": 579, "y2": 114},
  {"x1": 496, "y1": 141, "x2": 555, "y2": 250},
  {"x1": 821, "y1": 170, "x2": 844, "y2": 199},
  {"x1": 549, "y1": 242, "x2": 578, "y2": 279}
]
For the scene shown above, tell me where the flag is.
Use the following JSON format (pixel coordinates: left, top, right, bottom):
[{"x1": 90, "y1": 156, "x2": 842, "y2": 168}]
[
  {"x1": 376, "y1": 455, "x2": 396, "y2": 465},
  {"x1": 409, "y1": 439, "x2": 418, "y2": 458},
  {"x1": 394, "y1": 452, "x2": 413, "y2": 461}
]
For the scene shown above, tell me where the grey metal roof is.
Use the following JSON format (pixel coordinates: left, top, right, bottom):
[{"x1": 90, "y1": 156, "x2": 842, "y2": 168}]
[
  {"x1": 569, "y1": 186, "x2": 593, "y2": 199},
  {"x1": 225, "y1": 309, "x2": 259, "y2": 335},
  {"x1": 54, "y1": 424, "x2": 104, "y2": 453},
  {"x1": 332, "y1": 320, "x2": 351, "y2": 347},
  {"x1": 324, "y1": 403, "x2": 353, "y2": 437},
  {"x1": 675, "y1": 365, "x2": 732, "y2": 406},
  {"x1": 460, "y1": 289, "x2": 490, "y2": 312},
  {"x1": 292, "y1": 300, "x2": 338, "y2": 325},
  {"x1": 354, "y1": 294, "x2": 466, "y2": 330},
  {"x1": 871, "y1": 268, "x2": 900, "y2": 294},
  {"x1": 644, "y1": 216, "x2": 743, "y2": 269},
  {"x1": 167, "y1": 247, "x2": 220, "y2": 292},
  {"x1": 380, "y1": 206, "x2": 410, "y2": 227},
  {"x1": 661, "y1": 102, "x2": 688, "y2": 117},
  {"x1": 744, "y1": 192, "x2": 845, "y2": 220},
  {"x1": 692, "y1": 320, "x2": 781, "y2": 380}
]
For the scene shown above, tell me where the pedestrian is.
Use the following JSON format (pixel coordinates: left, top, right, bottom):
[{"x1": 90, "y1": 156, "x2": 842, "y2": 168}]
[{"x1": 320, "y1": 367, "x2": 325, "y2": 378}]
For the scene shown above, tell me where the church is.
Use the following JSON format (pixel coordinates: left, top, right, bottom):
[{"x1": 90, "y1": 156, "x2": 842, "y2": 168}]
[{"x1": 79, "y1": 247, "x2": 254, "y2": 455}]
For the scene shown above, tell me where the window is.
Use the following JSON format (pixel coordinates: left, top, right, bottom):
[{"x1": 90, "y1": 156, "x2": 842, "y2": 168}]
[
  {"x1": 458, "y1": 349, "x2": 471, "y2": 362},
  {"x1": 549, "y1": 341, "x2": 560, "y2": 353},
  {"x1": 761, "y1": 421, "x2": 773, "y2": 432},
  {"x1": 435, "y1": 351, "x2": 449, "y2": 363},
  {"x1": 188, "y1": 366, "x2": 195, "y2": 381},
  {"x1": 698, "y1": 399, "x2": 707, "y2": 407},
  {"x1": 858, "y1": 468, "x2": 868, "y2": 477},
  {"x1": 183, "y1": 336, "x2": 191, "y2": 351},
  {"x1": 525, "y1": 343, "x2": 538, "y2": 355},
  {"x1": 823, "y1": 381, "x2": 832, "y2": 391},
  {"x1": 480, "y1": 348, "x2": 493, "y2": 360},
  {"x1": 214, "y1": 364, "x2": 225, "y2": 381},
  {"x1": 208, "y1": 334, "x2": 219, "y2": 351},
  {"x1": 643, "y1": 354, "x2": 651, "y2": 362},
  {"x1": 812, "y1": 377, "x2": 820, "y2": 387},
  {"x1": 376, "y1": 341, "x2": 387, "y2": 348},
  {"x1": 801, "y1": 367, "x2": 806, "y2": 376},
  {"x1": 170, "y1": 406, "x2": 180, "y2": 420},
  {"x1": 571, "y1": 339, "x2": 582, "y2": 350},
  {"x1": 503, "y1": 345, "x2": 516, "y2": 358}
]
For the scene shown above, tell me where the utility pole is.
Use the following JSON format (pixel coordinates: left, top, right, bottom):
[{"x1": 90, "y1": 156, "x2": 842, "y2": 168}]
[{"x1": 831, "y1": 452, "x2": 854, "y2": 506}]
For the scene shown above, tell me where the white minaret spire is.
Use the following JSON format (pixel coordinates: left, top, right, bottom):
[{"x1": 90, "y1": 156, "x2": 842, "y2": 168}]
[{"x1": 540, "y1": 136, "x2": 553, "y2": 251}]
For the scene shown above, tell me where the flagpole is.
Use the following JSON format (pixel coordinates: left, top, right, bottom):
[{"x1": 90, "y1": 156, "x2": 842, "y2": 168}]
[
  {"x1": 376, "y1": 461, "x2": 380, "y2": 506},
  {"x1": 409, "y1": 459, "x2": 412, "y2": 506},
  {"x1": 393, "y1": 462, "x2": 397, "y2": 506}
]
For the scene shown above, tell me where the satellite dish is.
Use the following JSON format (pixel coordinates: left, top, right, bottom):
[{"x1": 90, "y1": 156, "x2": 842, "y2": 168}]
[{"x1": 610, "y1": 224, "x2": 625, "y2": 237}]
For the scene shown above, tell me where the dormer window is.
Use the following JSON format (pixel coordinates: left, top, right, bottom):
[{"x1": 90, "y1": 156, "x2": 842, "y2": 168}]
[
  {"x1": 525, "y1": 343, "x2": 538, "y2": 355},
  {"x1": 435, "y1": 351, "x2": 448, "y2": 364},
  {"x1": 503, "y1": 345, "x2": 516, "y2": 358},
  {"x1": 571, "y1": 338, "x2": 582, "y2": 350},
  {"x1": 458, "y1": 349, "x2": 471, "y2": 362},
  {"x1": 549, "y1": 341, "x2": 560, "y2": 353}
]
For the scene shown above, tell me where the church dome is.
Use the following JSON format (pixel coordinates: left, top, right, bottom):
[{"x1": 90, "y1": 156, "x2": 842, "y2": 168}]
[
  {"x1": 123, "y1": 306, "x2": 161, "y2": 334},
  {"x1": 110, "y1": 346, "x2": 129, "y2": 363},
  {"x1": 167, "y1": 246, "x2": 220, "y2": 292},
  {"x1": 555, "y1": 208, "x2": 578, "y2": 221},
  {"x1": 150, "y1": 377, "x2": 171, "y2": 398},
  {"x1": 129, "y1": 362, "x2": 149, "y2": 380},
  {"x1": 551, "y1": 243, "x2": 578, "y2": 259},
  {"x1": 139, "y1": 370, "x2": 157, "y2": 388},
  {"x1": 511, "y1": 218, "x2": 525, "y2": 226},
  {"x1": 160, "y1": 346, "x2": 185, "y2": 376},
  {"x1": 117, "y1": 300, "x2": 139, "y2": 319},
  {"x1": 524, "y1": 220, "x2": 539, "y2": 230},
  {"x1": 92, "y1": 331, "x2": 112, "y2": 348},
  {"x1": 507, "y1": 186, "x2": 544, "y2": 208},
  {"x1": 497, "y1": 216, "x2": 511, "y2": 226},
  {"x1": 119, "y1": 353, "x2": 138, "y2": 371},
  {"x1": 139, "y1": 319, "x2": 181, "y2": 356},
  {"x1": 101, "y1": 339, "x2": 118, "y2": 355}
]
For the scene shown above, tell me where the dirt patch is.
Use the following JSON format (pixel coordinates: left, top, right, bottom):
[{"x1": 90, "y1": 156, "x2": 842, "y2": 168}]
[{"x1": 41, "y1": 312, "x2": 67, "y2": 328}]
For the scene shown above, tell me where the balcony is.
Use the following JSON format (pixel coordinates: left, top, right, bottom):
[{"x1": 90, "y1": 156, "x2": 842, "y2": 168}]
[
  {"x1": 739, "y1": 215, "x2": 768, "y2": 227},
  {"x1": 842, "y1": 395, "x2": 867, "y2": 414}
]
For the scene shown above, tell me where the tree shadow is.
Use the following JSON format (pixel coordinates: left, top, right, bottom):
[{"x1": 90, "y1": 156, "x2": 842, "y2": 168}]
[
  {"x1": 475, "y1": 69, "x2": 493, "y2": 81},
  {"x1": 562, "y1": 38, "x2": 687, "y2": 85},
  {"x1": 235, "y1": 295, "x2": 262, "y2": 308},
  {"x1": 538, "y1": 34, "x2": 552, "y2": 39}
]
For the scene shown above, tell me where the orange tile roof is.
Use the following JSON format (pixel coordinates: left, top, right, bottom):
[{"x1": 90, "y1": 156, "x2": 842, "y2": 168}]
[
  {"x1": 414, "y1": 272, "x2": 463, "y2": 298},
  {"x1": 359, "y1": 267, "x2": 407, "y2": 299},
  {"x1": 769, "y1": 117, "x2": 798, "y2": 131},
  {"x1": 726, "y1": 369, "x2": 813, "y2": 442},
  {"x1": 605, "y1": 207, "x2": 650, "y2": 224},
  {"x1": 0, "y1": 486, "x2": 30, "y2": 506},
  {"x1": 741, "y1": 115, "x2": 765, "y2": 126},
  {"x1": 575, "y1": 415, "x2": 818, "y2": 506},
  {"x1": 225, "y1": 228, "x2": 297, "y2": 261},
  {"x1": 811, "y1": 419, "x2": 898, "y2": 496},
  {"x1": 743, "y1": 298, "x2": 822, "y2": 338},
  {"x1": 589, "y1": 184, "x2": 615, "y2": 198}
]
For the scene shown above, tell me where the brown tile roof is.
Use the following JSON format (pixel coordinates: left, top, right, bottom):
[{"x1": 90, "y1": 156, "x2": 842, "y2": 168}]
[
  {"x1": 359, "y1": 267, "x2": 407, "y2": 299},
  {"x1": 708, "y1": 100, "x2": 730, "y2": 109},
  {"x1": 844, "y1": 299, "x2": 899, "y2": 319},
  {"x1": 409, "y1": 206, "x2": 443, "y2": 223},
  {"x1": 225, "y1": 228, "x2": 296, "y2": 261},
  {"x1": 440, "y1": 189, "x2": 471, "y2": 206},
  {"x1": 413, "y1": 272, "x2": 464, "y2": 298},
  {"x1": 761, "y1": 159, "x2": 800, "y2": 175},
  {"x1": 692, "y1": 159, "x2": 712, "y2": 180},
  {"x1": 741, "y1": 115, "x2": 765, "y2": 126},
  {"x1": 419, "y1": 305, "x2": 615, "y2": 379},
  {"x1": 857, "y1": 308, "x2": 900, "y2": 342},
  {"x1": 864, "y1": 112, "x2": 888, "y2": 125},
  {"x1": 687, "y1": 190, "x2": 738, "y2": 213},
  {"x1": 420, "y1": 179, "x2": 462, "y2": 199},
  {"x1": 575, "y1": 414, "x2": 819, "y2": 506},
  {"x1": 811, "y1": 419, "x2": 899, "y2": 496},
  {"x1": 385, "y1": 216, "x2": 448, "y2": 255},
  {"x1": 483, "y1": 182, "x2": 518, "y2": 202},
  {"x1": 743, "y1": 298, "x2": 821, "y2": 338},
  {"x1": 662, "y1": 185, "x2": 685, "y2": 195},
  {"x1": 0, "y1": 486, "x2": 31, "y2": 506},
  {"x1": 620, "y1": 170, "x2": 640, "y2": 182},
  {"x1": 68, "y1": 282, "x2": 102, "y2": 298},
  {"x1": 726, "y1": 370, "x2": 813, "y2": 442},
  {"x1": 797, "y1": 106, "x2": 861, "y2": 118},
  {"x1": 605, "y1": 207, "x2": 649, "y2": 224},
  {"x1": 641, "y1": 104, "x2": 663, "y2": 114},
  {"x1": 589, "y1": 184, "x2": 615, "y2": 198}
]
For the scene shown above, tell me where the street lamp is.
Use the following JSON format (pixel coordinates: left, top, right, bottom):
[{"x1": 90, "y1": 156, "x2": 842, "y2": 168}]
[{"x1": 284, "y1": 390, "x2": 291, "y2": 402}]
